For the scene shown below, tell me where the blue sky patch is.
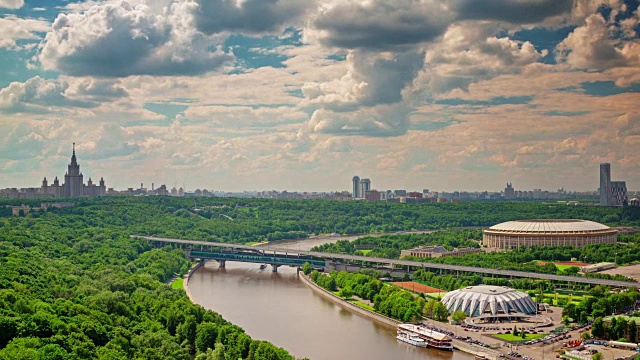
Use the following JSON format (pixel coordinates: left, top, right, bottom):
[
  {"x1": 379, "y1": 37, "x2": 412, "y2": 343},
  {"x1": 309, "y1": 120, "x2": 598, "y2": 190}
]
[
  {"x1": 510, "y1": 26, "x2": 576, "y2": 64},
  {"x1": 581, "y1": 81, "x2": 640, "y2": 96},
  {"x1": 436, "y1": 95, "x2": 533, "y2": 106},
  {"x1": 143, "y1": 102, "x2": 189, "y2": 119}
]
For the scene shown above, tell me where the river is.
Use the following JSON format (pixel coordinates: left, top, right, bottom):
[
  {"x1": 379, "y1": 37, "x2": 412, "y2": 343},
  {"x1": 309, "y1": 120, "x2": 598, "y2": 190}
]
[{"x1": 188, "y1": 261, "x2": 474, "y2": 360}]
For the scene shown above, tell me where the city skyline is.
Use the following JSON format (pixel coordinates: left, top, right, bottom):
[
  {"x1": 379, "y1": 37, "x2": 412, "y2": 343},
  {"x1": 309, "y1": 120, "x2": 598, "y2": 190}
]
[{"x1": 1, "y1": 1, "x2": 639, "y2": 191}]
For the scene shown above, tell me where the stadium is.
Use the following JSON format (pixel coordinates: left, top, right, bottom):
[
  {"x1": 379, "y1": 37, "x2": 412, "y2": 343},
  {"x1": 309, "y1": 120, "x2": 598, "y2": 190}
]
[
  {"x1": 483, "y1": 219, "x2": 617, "y2": 249},
  {"x1": 441, "y1": 286, "x2": 552, "y2": 329},
  {"x1": 441, "y1": 285, "x2": 537, "y2": 317}
]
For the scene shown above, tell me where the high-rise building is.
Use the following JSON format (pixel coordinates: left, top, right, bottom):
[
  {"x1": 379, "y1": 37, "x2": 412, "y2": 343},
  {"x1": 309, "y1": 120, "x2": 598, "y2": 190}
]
[
  {"x1": 600, "y1": 163, "x2": 611, "y2": 206},
  {"x1": 504, "y1": 183, "x2": 515, "y2": 199},
  {"x1": 360, "y1": 178, "x2": 371, "y2": 197},
  {"x1": 64, "y1": 143, "x2": 84, "y2": 197},
  {"x1": 600, "y1": 163, "x2": 627, "y2": 206},
  {"x1": 352, "y1": 176, "x2": 360, "y2": 199}
]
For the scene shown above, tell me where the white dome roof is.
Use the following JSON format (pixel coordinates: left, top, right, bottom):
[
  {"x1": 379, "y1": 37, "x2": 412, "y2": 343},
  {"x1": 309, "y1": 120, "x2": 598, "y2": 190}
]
[
  {"x1": 487, "y1": 219, "x2": 610, "y2": 233},
  {"x1": 441, "y1": 286, "x2": 537, "y2": 317}
]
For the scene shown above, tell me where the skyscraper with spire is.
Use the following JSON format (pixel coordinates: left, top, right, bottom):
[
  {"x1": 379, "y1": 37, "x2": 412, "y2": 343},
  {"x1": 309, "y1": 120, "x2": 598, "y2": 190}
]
[{"x1": 64, "y1": 143, "x2": 84, "y2": 197}]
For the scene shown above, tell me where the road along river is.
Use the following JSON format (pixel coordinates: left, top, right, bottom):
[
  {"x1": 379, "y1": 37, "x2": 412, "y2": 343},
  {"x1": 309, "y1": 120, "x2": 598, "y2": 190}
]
[{"x1": 188, "y1": 261, "x2": 474, "y2": 360}]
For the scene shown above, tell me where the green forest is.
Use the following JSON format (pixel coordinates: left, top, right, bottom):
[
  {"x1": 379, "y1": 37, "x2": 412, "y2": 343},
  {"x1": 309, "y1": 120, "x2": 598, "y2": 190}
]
[
  {"x1": 2, "y1": 197, "x2": 639, "y2": 244},
  {"x1": 0, "y1": 199, "x2": 303, "y2": 359}
]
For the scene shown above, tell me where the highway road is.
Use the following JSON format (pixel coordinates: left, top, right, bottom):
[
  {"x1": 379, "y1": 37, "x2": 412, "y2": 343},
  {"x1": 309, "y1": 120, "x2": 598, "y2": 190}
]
[{"x1": 131, "y1": 235, "x2": 639, "y2": 288}]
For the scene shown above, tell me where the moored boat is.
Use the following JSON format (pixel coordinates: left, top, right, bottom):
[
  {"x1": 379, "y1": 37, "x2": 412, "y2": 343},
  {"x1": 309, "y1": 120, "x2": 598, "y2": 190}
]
[
  {"x1": 397, "y1": 330, "x2": 427, "y2": 347},
  {"x1": 397, "y1": 324, "x2": 453, "y2": 351},
  {"x1": 476, "y1": 353, "x2": 487, "y2": 360}
]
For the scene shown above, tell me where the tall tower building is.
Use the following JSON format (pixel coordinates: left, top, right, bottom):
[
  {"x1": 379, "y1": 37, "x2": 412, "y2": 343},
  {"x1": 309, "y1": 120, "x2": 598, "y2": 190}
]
[
  {"x1": 64, "y1": 143, "x2": 84, "y2": 197},
  {"x1": 600, "y1": 163, "x2": 611, "y2": 206},
  {"x1": 352, "y1": 176, "x2": 360, "y2": 199},
  {"x1": 360, "y1": 178, "x2": 371, "y2": 197},
  {"x1": 504, "y1": 183, "x2": 515, "y2": 200}
]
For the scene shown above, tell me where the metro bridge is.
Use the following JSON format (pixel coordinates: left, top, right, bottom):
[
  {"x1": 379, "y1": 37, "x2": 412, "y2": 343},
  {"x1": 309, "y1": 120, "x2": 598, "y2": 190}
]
[
  {"x1": 131, "y1": 235, "x2": 640, "y2": 287},
  {"x1": 186, "y1": 249, "x2": 326, "y2": 272}
]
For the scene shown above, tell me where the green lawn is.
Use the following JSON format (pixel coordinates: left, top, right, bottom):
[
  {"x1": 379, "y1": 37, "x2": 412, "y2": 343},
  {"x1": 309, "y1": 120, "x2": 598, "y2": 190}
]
[
  {"x1": 348, "y1": 299, "x2": 375, "y2": 311},
  {"x1": 493, "y1": 333, "x2": 545, "y2": 342},
  {"x1": 171, "y1": 277, "x2": 184, "y2": 290},
  {"x1": 244, "y1": 241, "x2": 260, "y2": 246},
  {"x1": 359, "y1": 249, "x2": 372, "y2": 256}
]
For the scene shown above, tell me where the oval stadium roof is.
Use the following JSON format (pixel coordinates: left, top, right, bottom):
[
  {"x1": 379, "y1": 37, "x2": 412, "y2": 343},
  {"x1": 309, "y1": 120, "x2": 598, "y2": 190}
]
[
  {"x1": 441, "y1": 285, "x2": 537, "y2": 317},
  {"x1": 487, "y1": 219, "x2": 611, "y2": 233}
]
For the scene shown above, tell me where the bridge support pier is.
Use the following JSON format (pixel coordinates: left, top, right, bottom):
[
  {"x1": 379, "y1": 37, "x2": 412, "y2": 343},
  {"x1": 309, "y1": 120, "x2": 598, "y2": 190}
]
[
  {"x1": 271, "y1": 264, "x2": 279, "y2": 272},
  {"x1": 218, "y1": 260, "x2": 226, "y2": 268}
]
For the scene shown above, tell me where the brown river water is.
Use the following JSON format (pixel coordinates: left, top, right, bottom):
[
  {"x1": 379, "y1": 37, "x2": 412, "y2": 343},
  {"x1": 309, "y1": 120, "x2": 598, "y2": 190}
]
[{"x1": 188, "y1": 261, "x2": 474, "y2": 360}]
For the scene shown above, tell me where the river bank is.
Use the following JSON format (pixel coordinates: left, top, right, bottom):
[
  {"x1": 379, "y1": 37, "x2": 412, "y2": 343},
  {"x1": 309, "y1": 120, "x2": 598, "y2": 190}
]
[
  {"x1": 298, "y1": 270, "x2": 500, "y2": 360},
  {"x1": 182, "y1": 260, "x2": 204, "y2": 302}
]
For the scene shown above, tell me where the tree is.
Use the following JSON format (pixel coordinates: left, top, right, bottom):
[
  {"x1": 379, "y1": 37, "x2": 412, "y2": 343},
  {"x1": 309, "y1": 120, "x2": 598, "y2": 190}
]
[
  {"x1": 301, "y1": 262, "x2": 312, "y2": 275},
  {"x1": 338, "y1": 286, "x2": 353, "y2": 299},
  {"x1": 629, "y1": 320, "x2": 637, "y2": 343},
  {"x1": 592, "y1": 353, "x2": 602, "y2": 360},
  {"x1": 581, "y1": 331, "x2": 592, "y2": 340},
  {"x1": 513, "y1": 326, "x2": 519, "y2": 337},
  {"x1": 423, "y1": 300, "x2": 436, "y2": 319},
  {"x1": 195, "y1": 322, "x2": 218, "y2": 353},
  {"x1": 592, "y1": 317, "x2": 605, "y2": 338},
  {"x1": 451, "y1": 310, "x2": 467, "y2": 322},
  {"x1": 433, "y1": 302, "x2": 449, "y2": 322}
]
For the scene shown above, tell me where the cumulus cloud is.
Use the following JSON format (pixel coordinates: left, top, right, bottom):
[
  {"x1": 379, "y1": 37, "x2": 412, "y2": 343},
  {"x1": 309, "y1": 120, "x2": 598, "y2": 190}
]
[
  {"x1": 0, "y1": 76, "x2": 128, "y2": 113},
  {"x1": 556, "y1": 14, "x2": 632, "y2": 70},
  {"x1": 193, "y1": 0, "x2": 313, "y2": 34},
  {"x1": 308, "y1": 0, "x2": 452, "y2": 50},
  {"x1": 307, "y1": 103, "x2": 412, "y2": 136},
  {"x1": 0, "y1": 0, "x2": 23, "y2": 9},
  {"x1": 301, "y1": 50, "x2": 423, "y2": 136},
  {"x1": 0, "y1": 15, "x2": 50, "y2": 49},
  {"x1": 302, "y1": 50, "x2": 424, "y2": 111},
  {"x1": 413, "y1": 24, "x2": 548, "y2": 96},
  {"x1": 451, "y1": 0, "x2": 573, "y2": 24},
  {"x1": 615, "y1": 112, "x2": 640, "y2": 136},
  {"x1": 38, "y1": 1, "x2": 233, "y2": 77}
]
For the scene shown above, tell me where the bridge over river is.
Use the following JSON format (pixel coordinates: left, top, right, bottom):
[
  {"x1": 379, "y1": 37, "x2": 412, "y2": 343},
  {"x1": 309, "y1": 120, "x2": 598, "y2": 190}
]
[{"x1": 131, "y1": 235, "x2": 640, "y2": 288}]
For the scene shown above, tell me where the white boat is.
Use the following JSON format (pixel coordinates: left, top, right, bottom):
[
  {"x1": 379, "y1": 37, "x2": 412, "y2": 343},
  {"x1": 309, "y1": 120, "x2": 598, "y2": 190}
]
[
  {"x1": 397, "y1": 330, "x2": 427, "y2": 347},
  {"x1": 397, "y1": 324, "x2": 453, "y2": 351}
]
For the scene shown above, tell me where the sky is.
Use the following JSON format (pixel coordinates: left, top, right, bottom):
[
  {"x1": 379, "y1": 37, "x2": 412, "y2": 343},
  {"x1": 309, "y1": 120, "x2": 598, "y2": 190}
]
[{"x1": 0, "y1": 0, "x2": 639, "y2": 192}]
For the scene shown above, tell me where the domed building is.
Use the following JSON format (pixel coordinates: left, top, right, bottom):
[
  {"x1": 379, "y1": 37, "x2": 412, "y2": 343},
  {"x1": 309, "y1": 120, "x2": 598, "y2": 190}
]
[
  {"x1": 441, "y1": 285, "x2": 537, "y2": 317},
  {"x1": 483, "y1": 219, "x2": 617, "y2": 249}
]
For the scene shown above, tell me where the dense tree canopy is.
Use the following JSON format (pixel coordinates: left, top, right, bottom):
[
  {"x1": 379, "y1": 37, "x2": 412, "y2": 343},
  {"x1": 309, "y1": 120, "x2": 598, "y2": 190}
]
[{"x1": 0, "y1": 198, "x2": 300, "y2": 359}]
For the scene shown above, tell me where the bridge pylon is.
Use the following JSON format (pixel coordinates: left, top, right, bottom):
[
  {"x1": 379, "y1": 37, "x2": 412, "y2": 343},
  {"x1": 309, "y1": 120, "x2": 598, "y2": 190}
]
[
  {"x1": 218, "y1": 260, "x2": 226, "y2": 268},
  {"x1": 271, "y1": 264, "x2": 279, "y2": 272}
]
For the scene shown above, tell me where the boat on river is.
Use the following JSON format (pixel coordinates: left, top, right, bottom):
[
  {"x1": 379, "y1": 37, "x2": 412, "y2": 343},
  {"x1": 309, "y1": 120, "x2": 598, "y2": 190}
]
[
  {"x1": 397, "y1": 324, "x2": 453, "y2": 351},
  {"x1": 396, "y1": 329, "x2": 427, "y2": 347}
]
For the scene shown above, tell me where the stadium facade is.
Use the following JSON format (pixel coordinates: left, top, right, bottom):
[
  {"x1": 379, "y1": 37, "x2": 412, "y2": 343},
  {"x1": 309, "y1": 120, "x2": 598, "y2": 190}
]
[
  {"x1": 441, "y1": 285, "x2": 537, "y2": 317},
  {"x1": 483, "y1": 219, "x2": 617, "y2": 249}
]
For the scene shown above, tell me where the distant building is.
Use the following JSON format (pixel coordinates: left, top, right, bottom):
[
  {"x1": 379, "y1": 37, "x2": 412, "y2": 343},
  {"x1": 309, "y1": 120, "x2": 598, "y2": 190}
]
[
  {"x1": 504, "y1": 183, "x2": 515, "y2": 199},
  {"x1": 400, "y1": 246, "x2": 482, "y2": 259},
  {"x1": 364, "y1": 189, "x2": 383, "y2": 202},
  {"x1": 600, "y1": 163, "x2": 627, "y2": 206},
  {"x1": 360, "y1": 178, "x2": 371, "y2": 197},
  {"x1": 1, "y1": 143, "x2": 105, "y2": 199},
  {"x1": 352, "y1": 176, "x2": 360, "y2": 199},
  {"x1": 630, "y1": 198, "x2": 639, "y2": 207}
]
